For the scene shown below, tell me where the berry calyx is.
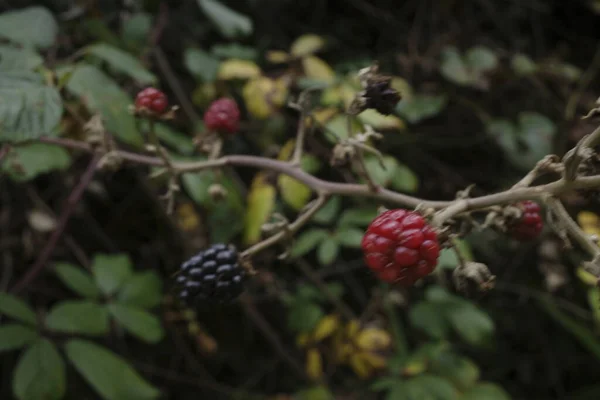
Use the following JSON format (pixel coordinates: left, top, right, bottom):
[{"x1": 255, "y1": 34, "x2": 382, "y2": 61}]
[
  {"x1": 135, "y1": 87, "x2": 168, "y2": 114},
  {"x1": 507, "y1": 201, "x2": 543, "y2": 240},
  {"x1": 175, "y1": 243, "x2": 246, "y2": 304},
  {"x1": 203, "y1": 98, "x2": 240, "y2": 134},
  {"x1": 361, "y1": 209, "x2": 440, "y2": 286}
]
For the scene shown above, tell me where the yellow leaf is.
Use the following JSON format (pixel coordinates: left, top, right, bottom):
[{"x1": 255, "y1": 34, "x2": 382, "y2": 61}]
[
  {"x1": 306, "y1": 348, "x2": 323, "y2": 380},
  {"x1": 346, "y1": 320, "x2": 361, "y2": 338},
  {"x1": 310, "y1": 108, "x2": 339, "y2": 126},
  {"x1": 356, "y1": 328, "x2": 392, "y2": 351},
  {"x1": 302, "y1": 56, "x2": 335, "y2": 83},
  {"x1": 291, "y1": 34, "x2": 326, "y2": 57},
  {"x1": 175, "y1": 202, "x2": 200, "y2": 232},
  {"x1": 278, "y1": 175, "x2": 312, "y2": 211},
  {"x1": 217, "y1": 59, "x2": 261, "y2": 80},
  {"x1": 277, "y1": 139, "x2": 296, "y2": 161},
  {"x1": 313, "y1": 315, "x2": 340, "y2": 342},
  {"x1": 390, "y1": 76, "x2": 414, "y2": 101},
  {"x1": 359, "y1": 351, "x2": 387, "y2": 369},
  {"x1": 266, "y1": 50, "x2": 291, "y2": 63},
  {"x1": 578, "y1": 211, "x2": 600, "y2": 237},
  {"x1": 577, "y1": 266, "x2": 598, "y2": 286},
  {"x1": 243, "y1": 76, "x2": 289, "y2": 119},
  {"x1": 358, "y1": 109, "x2": 405, "y2": 130},
  {"x1": 402, "y1": 358, "x2": 427, "y2": 376},
  {"x1": 191, "y1": 82, "x2": 217, "y2": 108},
  {"x1": 296, "y1": 333, "x2": 311, "y2": 347},
  {"x1": 243, "y1": 173, "x2": 276, "y2": 245},
  {"x1": 349, "y1": 353, "x2": 372, "y2": 379}
]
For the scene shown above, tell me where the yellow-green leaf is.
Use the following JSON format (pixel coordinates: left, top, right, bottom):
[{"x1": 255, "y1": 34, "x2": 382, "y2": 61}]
[
  {"x1": 358, "y1": 109, "x2": 405, "y2": 130},
  {"x1": 217, "y1": 59, "x2": 261, "y2": 80},
  {"x1": 578, "y1": 211, "x2": 600, "y2": 237},
  {"x1": 302, "y1": 55, "x2": 334, "y2": 83},
  {"x1": 242, "y1": 76, "x2": 289, "y2": 119},
  {"x1": 243, "y1": 173, "x2": 276, "y2": 245},
  {"x1": 266, "y1": 50, "x2": 291, "y2": 63},
  {"x1": 278, "y1": 175, "x2": 312, "y2": 211},
  {"x1": 577, "y1": 267, "x2": 598, "y2": 286},
  {"x1": 306, "y1": 348, "x2": 323, "y2": 380},
  {"x1": 291, "y1": 34, "x2": 325, "y2": 57},
  {"x1": 313, "y1": 314, "x2": 340, "y2": 342},
  {"x1": 356, "y1": 328, "x2": 392, "y2": 351}
]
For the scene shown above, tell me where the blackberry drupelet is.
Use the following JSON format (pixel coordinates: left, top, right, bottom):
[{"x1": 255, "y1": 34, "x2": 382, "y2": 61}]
[{"x1": 176, "y1": 243, "x2": 246, "y2": 304}]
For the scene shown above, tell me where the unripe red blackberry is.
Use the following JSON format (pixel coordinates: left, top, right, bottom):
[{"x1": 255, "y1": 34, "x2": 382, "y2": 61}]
[
  {"x1": 135, "y1": 87, "x2": 168, "y2": 114},
  {"x1": 361, "y1": 209, "x2": 440, "y2": 286},
  {"x1": 203, "y1": 98, "x2": 240, "y2": 134},
  {"x1": 176, "y1": 244, "x2": 246, "y2": 304},
  {"x1": 507, "y1": 201, "x2": 543, "y2": 240}
]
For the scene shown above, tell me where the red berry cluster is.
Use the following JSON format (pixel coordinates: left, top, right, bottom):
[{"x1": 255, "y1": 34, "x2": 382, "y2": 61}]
[
  {"x1": 361, "y1": 209, "x2": 440, "y2": 286},
  {"x1": 135, "y1": 87, "x2": 168, "y2": 114},
  {"x1": 203, "y1": 98, "x2": 240, "y2": 134},
  {"x1": 507, "y1": 200, "x2": 543, "y2": 240}
]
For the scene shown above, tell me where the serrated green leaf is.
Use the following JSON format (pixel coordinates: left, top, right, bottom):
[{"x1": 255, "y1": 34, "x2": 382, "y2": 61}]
[
  {"x1": 288, "y1": 302, "x2": 324, "y2": 333},
  {"x1": 0, "y1": 45, "x2": 43, "y2": 71},
  {"x1": 397, "y1": 94, "x2": 448, "y2": 124},
  {"x1": 1, "y1": 143, "x2": 70, "y2": 181},
  {"x1": 462, "y1": 383, "x2": 511, "y2": 400},
  {"x1": 122, "y1": 12, "x2": 152, "y2": 50},
  {"x1": 184, "y1": 47, "x2": 220, "y2": 82},
  {"x1": 154, "y1": 123, "x2": 195, "y2": 155},
  {"x1": 0, "y1": 292, "x2": 37, "y2": 325},
  {"x1": 291, "y1": 229, "x2": 329, "y2": 257},
  {"x1": 118, "y1": 271, "x2": 163, "y2": 309},
  {"x1": 108, "y1": 304, "x2": 164, "y2": 344},
  {"x1": 197, "y1": 0, "x2": 253, "y2": 39},
  {"x1": 313, "y1": 196, "x2": 341, "y2": 224},
  {"x1": 13, "y1": 339, "x2": 65, "y2": 400},
  {"x1": 336, "y1": 227, "x2": 364, "y2": 248},
  {"x1": 364, "y1": 155, "x2": 398, "y2": 188},
  {"x1": 430, "y1": 353, "x2": 480, "y2": 391},
  {"x1": 0, "y1": 6, "x2": 58, "y2": 49},
  {"x1": 391, "y1": 163, "x2": 419, "y2": 193},
  {"x1": 0, "y1": 71, "x2": 63, "y2": 142},
  {"x1": 63, "y1": 63, "x2": 143, "y2": 147},
  {"x1": 338, "y1": 207, "x2": 379, "y2": 227},
  {"x1": 0, "y1": 324, "x2": 39, "y2": 352},
  {"x1": 86, "y1": 43, "x2": 156, "y2": 84},
  {"x1": 92, "y1": 254, "x2": 133, "y2": 296},
  {"x1": 244, "y1": 173, "x2": 277, "y2": 245},
  {"x1": 409, "y1": 302, "x2": 449, "y2": 339},
  {"x1": 447, "y1": 304, "x2": 494, "y2": 347},
  {"x1": 45, "y1": 301, "x2": 109, "y2": 335},
  {"x1": 54, "y1": 262, "x2": 101, "y2": 299},
  {"x1": 317, "y1": 237, "x2": 339, "y2": 266},
  {"x1": 65, "y1": 339, "x2": 160, "y2": 400}
]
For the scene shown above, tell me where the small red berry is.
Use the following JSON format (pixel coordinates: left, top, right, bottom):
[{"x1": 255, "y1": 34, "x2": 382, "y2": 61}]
[
  {"x1": 361, "y1": 209, "x2": 440, "y2": 286},
  {"x1": 135, "y1": 87, "x2": 168, "y2": 114},
  {"x1": 203, "y1": 98, "x2": 240, "y2": 134},
  {"x1": 507, "y1": 201, "x2": 543, "y2": 240}
]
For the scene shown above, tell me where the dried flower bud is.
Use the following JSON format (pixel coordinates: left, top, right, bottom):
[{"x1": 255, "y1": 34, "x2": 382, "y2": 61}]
[
  {"x1": 208, "y1": 183, "x2": 228, "y2": 200},
  {"x1": 348, "y1": 63, "x2": 401, "y2": 115},
  {"x1": 453, "y1": 261, "x2": 496, "y2": 293}
]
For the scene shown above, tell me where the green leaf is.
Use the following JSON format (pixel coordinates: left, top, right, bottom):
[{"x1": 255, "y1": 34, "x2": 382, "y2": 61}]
[
  {"x1": 430, "y1": 353, "x2": 480, "y2": 391},
  {"x1": 244, "y1": 173, "x2": 277, "y2": 245},
  {"x1": 511, "y1": 54, "x2": 537, "y2": 75},
  {"x1": 313, "y1": 196, "x2": 341, "y2": 224},
  {"x1": 317, "y1": 237, "x2": 339, "y2": 266},
  {"x1": 108, "y1": 304, "x2": 164, "y2": 344},
  {"x1": 296, "y1": 385, "x2": 335, "y2": 400},
  {"x1": 13, "y1": 339, "x2": 65, "y2": 400},
  {"x1": 45, "y1": 301, "x2": 109, "y2": 335},
  {"x1": 118, "y1": 271, "x2": 163, "y2": 309},
  {"x1": 409, "y1": 302, "x2": 449, "y2": 339},
  {"x1": 0, "y1": 292, "x2": 37, "y2": 325},
  {"x1": 65, "y1": 339, "x2": 160, "y2": 400},
  {"x1": 92, "y1": 253, "x2": 134, "y2": 296},
  {"x1": 86, "y1": 43, "x2": 156, "y2": 84},
  {"x1": 391, "y1": 163, "x2": 419, "y2": 193},
  {"x1": 440, "y1": 46, "x2": 497, "y2": 90},
  {"x1": 122, "y1": 13, "x2": 152, "y2": 50},
  {"x1": 211, "y1": 43, "x2": 258, "y2": 61},
  {"x1": 0, "y1": 71, "x2": 63, "y2": 142},
  {"x1": 197, "y1": 0, "x2": 253, "y2": 39},
  {"x1": 288, "y1": 302, "x2": 324, "y2": 333},
  {"x1": 336, "y1": 227, "x2": 364, "y2": 248},
  {"x1": 1, "y1": 143, "x2": 70, "y2": 181},
  {"x1": 440, "y1": 47, "x2": 471, "y2": 86},
  {"x1": 462, "y1": 383, "x2": 510, "y2": 400},
  {"x1": 291, "y1": 229, "x2": 329, "y2": 257},
  {"x1": 0, "y1": 324, "x2": 39, "y2": 352},
  {"x1": 154, "y1": 123, "x2": 195, "y2": 155},
  {"x1": 184, "y1": 47, "x2": 220, "y2": 82},
  {"x1": 387, "y1": 374, "x2": 457, "y2": 400},
  {"x1": 465, "y1": 46, "x2": 498, "y2": 73},
  {"x1": 437, "y1": 239, "x2": 473, "y2": 270},
  {"x1": 0, "y1": 6, "x2": 58, "y2": 49},
  {"x1": 63, "y1": 63, "x2": 143, "y2": 147},
  {"x1": 338, "y1": 207, "x2": 378, "y2": 227},
  {"x1": 54, "y1": 263, "x2": 101, "y2": 299},
  {"x1": 363, "y1": 155, "x2": 399, "y2": 188},
  {"x1": 447, "y1": 304, "x2": 494, "y2": 347},
  {"x1": 397, "y1": 94, "x2": 448, "y2": 124},
  {"x1": 0, "y1": 45, "x2": 43, "y2": 71}
]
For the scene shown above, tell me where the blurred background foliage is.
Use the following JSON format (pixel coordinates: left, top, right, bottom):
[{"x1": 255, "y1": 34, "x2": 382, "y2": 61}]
[{"x1": 1, "y1": 0, "x2": 600, "y2": 399}]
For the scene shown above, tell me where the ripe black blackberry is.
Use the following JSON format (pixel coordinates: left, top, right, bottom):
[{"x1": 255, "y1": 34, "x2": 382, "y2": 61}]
[{"x1": 176, "y1": 244, "x2": 246, "y2": 304}]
